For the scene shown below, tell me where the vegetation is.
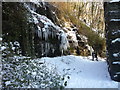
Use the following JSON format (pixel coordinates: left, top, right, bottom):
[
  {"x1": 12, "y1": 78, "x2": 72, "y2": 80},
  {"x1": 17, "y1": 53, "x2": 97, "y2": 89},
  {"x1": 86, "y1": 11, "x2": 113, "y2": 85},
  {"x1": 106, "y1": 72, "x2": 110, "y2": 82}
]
[
  {"x1": 2, "y1": 56, "x2": 66, "y2": 88},
  {"x1": 51, "y1": 2, "x2": 106, "y2": 57},
  {"x1": 2, "y1": 2, "x2": 67, "y2": 88},
  {"x1": 2, "y1": 2, "x2": 35, "y2": 57}
]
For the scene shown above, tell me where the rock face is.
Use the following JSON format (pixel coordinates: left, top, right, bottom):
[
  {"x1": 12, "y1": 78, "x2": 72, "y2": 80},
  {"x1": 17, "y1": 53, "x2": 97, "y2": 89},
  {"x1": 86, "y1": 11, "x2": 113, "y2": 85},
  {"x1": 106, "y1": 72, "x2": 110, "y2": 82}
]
[
  {"x1": 2, "y1": 2, "x2": 69, "y2": 58},
  {"x1": 104, "y1": 2, "x2": 120, "y2": 82},
  {"x1": 25, "y1": 2, "x2": 69, "y2": 58},
  {"x1": 2, "y1": 2, "x2": 92, "y2": 58}
]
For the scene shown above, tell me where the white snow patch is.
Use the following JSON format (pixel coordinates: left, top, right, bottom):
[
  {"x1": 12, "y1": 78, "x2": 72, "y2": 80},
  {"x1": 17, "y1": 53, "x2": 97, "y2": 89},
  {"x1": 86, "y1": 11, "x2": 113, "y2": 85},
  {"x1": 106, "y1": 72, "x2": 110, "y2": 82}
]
[
  {"x1": 67, "y1": 30, "x2": 78, "y2": 46},
  {"x1": 41, "y1": 55, "x2": 118, "y2": 88},
  {"x1": 32, "y1": 72, "x2": 37, "y2": 76},
  {"x1": 114, "y1": 75, "x2": 118, "y2": 78},
  {"x1": 109, "y1": 11, "x2": 119, "y2": 13},
  {"x1": 113, "y1": 62, "x2": 120, "y2": 64},
  {"x1": 13, "y1": 56, "x2": 31, "y2": 59},
  {"x1": 1, "y1": 46, "x2": 6, "y2": 51},
  {"x1": 5, "y1": 81, "x2": 11, "y2": 86},
  {"x1": 112, "y1": 30, "x2": 120, "y2": 35},
  {"x1": 0, "y1": 38, "x2": 2, "y2": 41},
  {"x1": 110, "y1": 0, "x2": 120, "y2": 2},
  {"x1": 110, "y1": 19, "x2": 120, "y2": 21},
  {"x1": 112, "y1": 38, "x2": 120, "y2": 43},
  {"x1": 12, "y1": 47, "x2": 15, "y2": 50},
  {"x1": 116, "y1": 72, "x2": 120, "y2": 74},
  {"x1": 14, "y1": 41, "x2": 20, "y2": 46},
  {"x1": 113, "y1": 52, "x2": 120, "y2": 57}
]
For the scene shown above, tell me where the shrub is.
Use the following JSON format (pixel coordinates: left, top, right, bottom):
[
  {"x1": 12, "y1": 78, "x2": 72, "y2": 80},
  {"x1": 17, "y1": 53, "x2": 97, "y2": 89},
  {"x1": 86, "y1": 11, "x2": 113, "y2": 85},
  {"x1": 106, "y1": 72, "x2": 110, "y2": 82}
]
[{"x1": 2, "y1": 56, "x2": 66, "y2": 88}]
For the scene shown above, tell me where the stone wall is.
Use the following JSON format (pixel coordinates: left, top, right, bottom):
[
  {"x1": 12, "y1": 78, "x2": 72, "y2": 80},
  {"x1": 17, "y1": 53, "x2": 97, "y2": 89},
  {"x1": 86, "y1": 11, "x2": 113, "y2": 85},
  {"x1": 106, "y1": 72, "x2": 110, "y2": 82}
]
[{"x1": 104, "y1": 2, "x2": 120, "y2": 82}]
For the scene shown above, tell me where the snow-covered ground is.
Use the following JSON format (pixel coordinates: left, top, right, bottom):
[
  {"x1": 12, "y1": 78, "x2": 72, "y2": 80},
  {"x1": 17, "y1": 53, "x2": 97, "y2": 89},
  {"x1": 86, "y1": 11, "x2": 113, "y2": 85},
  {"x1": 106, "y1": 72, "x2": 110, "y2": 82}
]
[{"x1": 40, "y1": 55, "x2": 118, "y2": 88}]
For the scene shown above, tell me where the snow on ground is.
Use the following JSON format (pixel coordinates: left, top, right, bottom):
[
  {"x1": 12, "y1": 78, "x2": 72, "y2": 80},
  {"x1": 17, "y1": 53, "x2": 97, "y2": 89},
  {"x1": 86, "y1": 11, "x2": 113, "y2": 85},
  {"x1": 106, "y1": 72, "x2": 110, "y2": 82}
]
[{"x1": 40, "y1": 55, "x2": 118, "y2": 88}]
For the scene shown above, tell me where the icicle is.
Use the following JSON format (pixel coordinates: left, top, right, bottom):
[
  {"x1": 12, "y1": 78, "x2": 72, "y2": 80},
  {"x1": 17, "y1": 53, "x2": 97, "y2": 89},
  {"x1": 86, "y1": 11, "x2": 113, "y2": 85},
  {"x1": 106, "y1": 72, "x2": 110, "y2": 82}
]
[
  {"x1": 24, "y1": 2, "x2": 70, "y2": 56},
  {"x1": 45, "y1": 43, "x2": 47, "y2": 57},
  {"x1": 41, "y1": 43, "x2": 44, "y2": 56},
  {"x1": 44, "y1": 28, "x2": 49, "y2": 41},
  {"x1": 48, "y1": 43, "x2": 50, "y2": 52},
  {"x1": 52, "y1": 49, "x2": 55, "y2": 54},
  {"x1": 37, "y1": 29, "x2": 40, "y2": 37},
  {"x1": 59, "y1": 31, "x2": 69, "y2": 51},
  {"x1": 61, "y1": 49, "x2": 63, "y2": 55},
  {"x1": 52, "y1": 31, "x2": 54, "y2": 39}
]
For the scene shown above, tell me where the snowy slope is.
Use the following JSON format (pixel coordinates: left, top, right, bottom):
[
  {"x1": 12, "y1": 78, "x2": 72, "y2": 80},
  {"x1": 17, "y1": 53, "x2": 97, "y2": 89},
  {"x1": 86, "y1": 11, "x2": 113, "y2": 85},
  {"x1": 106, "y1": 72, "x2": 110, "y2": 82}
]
[{"x1": 41, "y1": 55, "x2": 118, "y2": 88}]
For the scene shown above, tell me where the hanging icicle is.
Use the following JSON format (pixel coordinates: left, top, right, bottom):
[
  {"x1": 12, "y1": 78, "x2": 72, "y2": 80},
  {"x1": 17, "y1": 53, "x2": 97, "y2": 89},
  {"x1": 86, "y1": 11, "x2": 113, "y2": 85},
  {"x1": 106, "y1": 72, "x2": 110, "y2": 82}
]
[{"x1": 24, "y1": 2, "x2": 69, "y2": 57}]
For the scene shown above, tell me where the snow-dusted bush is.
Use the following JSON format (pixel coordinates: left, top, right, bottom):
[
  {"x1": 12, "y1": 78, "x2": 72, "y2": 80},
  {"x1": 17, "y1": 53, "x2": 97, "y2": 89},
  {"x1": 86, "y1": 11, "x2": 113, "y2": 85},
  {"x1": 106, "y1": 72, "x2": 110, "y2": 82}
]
[
  {"x1": 2, "y1": 56, "x2": 66, "y2": 88},
  {"x1": 1, "y1": 42, "x2": 21, "y2": 58}
]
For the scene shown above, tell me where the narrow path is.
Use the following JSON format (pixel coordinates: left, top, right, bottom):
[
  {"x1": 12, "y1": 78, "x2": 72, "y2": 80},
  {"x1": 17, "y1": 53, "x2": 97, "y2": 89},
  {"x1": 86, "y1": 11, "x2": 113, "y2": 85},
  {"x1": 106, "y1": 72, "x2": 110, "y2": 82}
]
[{"x1": 41, "y1": 55, "x2": 118, "y2": 88}]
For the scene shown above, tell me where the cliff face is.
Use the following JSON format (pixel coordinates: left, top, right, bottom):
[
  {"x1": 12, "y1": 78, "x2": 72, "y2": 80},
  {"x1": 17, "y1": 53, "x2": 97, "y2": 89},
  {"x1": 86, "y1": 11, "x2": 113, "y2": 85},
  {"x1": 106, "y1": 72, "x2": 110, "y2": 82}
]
[
  {"x1": 2, "y1": 2, "x2": 93, "y2": 58},
  {"x1": 104, "y1": 2, "x2": 120, "y2": 82},
  {"x1": 24, "y1": 2, "x2": 70, "y2": 57},
  {"x1": 2, "y1": 2, "x2": 70, "y2": 58}
]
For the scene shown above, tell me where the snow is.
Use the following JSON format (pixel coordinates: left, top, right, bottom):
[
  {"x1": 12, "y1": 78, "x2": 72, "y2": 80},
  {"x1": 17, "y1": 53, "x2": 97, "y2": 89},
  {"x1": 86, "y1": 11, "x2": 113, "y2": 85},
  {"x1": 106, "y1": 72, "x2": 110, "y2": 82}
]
[
  {"x1": 113, "y1": 52, "x2": 120, "y2": 57},
  {"x1": 0, "y1": 46, "x2": 6, "y2": 51},
  {"x1": 12, "y1": 47, "x2": 15, "y2": 50},
  {"x1": 2, "y1": 56, "x2": 65, "y2": 88},
  {"x1": 2, "y1": 54, "x2": 118, "y2": 88},
  {"x1": 112, "y1": 38, "x2": 120, "y2": 43},
  {"x1": 13, "y1": 55, "x2": 31, "y2": 59},
  {"x1": 67, "y1": 30, "x2": 78, "y2": 46},
  {"x1": 63, "y1": 22, "x2": 78, "y2": 47},
  {"x1": 63, "y1": 22, "x2": 89, "y2": 47},
  {"x1": 5, "y1": 81, "x2": 11, "y2": 86},
  {"x1": 110, "y1": 19, "x2": 120, "y2": 21},
  {"x1": 112, "y1": 30, "x2": 120, "y2": 35},
  {"x1": 0, "y1": 38, "x2": 2, "y2": 41},
  {"x1": 14, "y1": 41, "x2": 20, "y2": 47},
  {"x1": 116, "y1": 72, "x2": 120, "y2": 74},
  {"x1": 109, "y1": 11, "x2": 119, "y2": 13},
  {"x1": 110, "y1": 0, "x2": 120, "y2": 2},
  {"x1": 41, "y1": 55, "x2": 118, "y2": 88},
  {"x1": 24, "y1": 3, "x2": 69, "y2": 52},
  {"x1": 113, "y1": 62, "x2": 120, "y2": 64}
]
